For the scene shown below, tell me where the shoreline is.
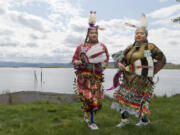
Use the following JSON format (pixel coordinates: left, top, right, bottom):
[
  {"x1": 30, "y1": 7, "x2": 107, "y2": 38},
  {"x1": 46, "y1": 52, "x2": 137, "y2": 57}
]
[
  {"x1": 0, "y1": 64, "x2": 180, "y2": 69},
  {"x1": 0, "y1": 91, "x2": 112, "y2": 105},
  {"x1": 0, "y1": 91, "x2": 179, "y2": 105},
  {"x1": 0, "y1": 67, "x2": 180, "y2": 69}
]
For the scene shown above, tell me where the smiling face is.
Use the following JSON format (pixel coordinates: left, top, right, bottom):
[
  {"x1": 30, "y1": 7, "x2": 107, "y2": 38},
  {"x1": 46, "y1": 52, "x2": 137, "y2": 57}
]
[
  {"x1": 88, "y1": 29, "x2": 98, "y2": 43},
  {"x1": 135, "y1": 28, "x2": 147, "y2": 43}
]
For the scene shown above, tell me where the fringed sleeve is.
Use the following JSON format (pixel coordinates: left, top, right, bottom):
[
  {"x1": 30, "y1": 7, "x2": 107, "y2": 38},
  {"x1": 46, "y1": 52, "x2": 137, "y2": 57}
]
[
  {"x1": 149, "y1": 43, "x2": 166, "y2": 74},
  {"x1": 72, "y1": 45, "x2": 82, "y2": 65},
  {"x1": 103, "y1": 44, "x2": 109, "y2": 63},
  {"x1": 100, "y1": 43, "x2": 109, "y2": 65}
]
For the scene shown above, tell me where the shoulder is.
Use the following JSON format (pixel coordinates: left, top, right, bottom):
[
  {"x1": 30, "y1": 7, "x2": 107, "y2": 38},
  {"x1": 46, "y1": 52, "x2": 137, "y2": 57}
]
[
  {"x1": 99, "y1": 42, "x2": 108, "y2": 50},
  {"x1": 73, "y1": 44, "x2": 84, "y2": 53},
  {"x1": 147, "y1": 43, "x2": 158, "y2": 50},
  {"x1": 124, "y1": 44, "x2": 133, "y2": 52},
  {"x1": 79, "y1": 43, "x2": 84, "y2": 47},
  {"x1": 76, "y1": 43, "x2": 84, "y2": 49},
  {"x1": 126, "y1": 44, "x2": 133, "y2": 49},
  {"x1": 99, "y1": 42, "x2": 106, "y2": 47}
]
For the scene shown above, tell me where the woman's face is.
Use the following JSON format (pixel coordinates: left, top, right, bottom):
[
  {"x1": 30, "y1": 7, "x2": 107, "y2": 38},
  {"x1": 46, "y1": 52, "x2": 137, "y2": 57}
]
[
  {"x1": 135, "y1": 29, "x2": 147, "y2": 43},
  {"x1": 88, "y1": 29, "x2": 98, "y2": 43}
]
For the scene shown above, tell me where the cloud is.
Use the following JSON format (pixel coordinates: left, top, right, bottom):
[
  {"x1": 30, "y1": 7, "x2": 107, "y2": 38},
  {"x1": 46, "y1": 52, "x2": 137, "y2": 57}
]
[
  {"x1": 0, "y1": 36, "x2": 18, "y2": 47},
  {"x1": 148, "y1": 4, "x2": 180, "y2": 19},
  {"x1": 0, "y1": 42, "x2": 18, "y2": 47},
  {"x1": 148, "y1": 28, "x2": 180, "y2": 63},
  {"x1": 70, "y1": 23, "x2": 87, "y2": 33},
  {"x1": 10, "y1": 0, "x2": 82, "y2": 22},
  {"x1": 0, "y1": 7, "x2": 6, "y2": 14},
  {"x1": 7, "y1": 11, "x2": 52, "y2": 32},
  {"x1": 64, "y1": 34, "x2": 84, "y2": 47},
  {"x1": 62, "y1": 16, "x2": 87, "y2": 47},
  {"x1": 0, "y1": 29, "x2": 14, "y2": 35},
  {"x1": 16, "y1": 14, "x2": 48, "y2": 32},
  {"x1": 30, "y1": 33, "x2": 46, "y2": 40},
  {"x1": 97, "y1": 18, "x2": 137, "y2": 55},
  {"x1": 0, "y1": 0, "x2": 82, "y2": 63},
  {"x1": 168, "y1": 40, "x2": 179, "y2": 46},
  {"x1": 0, "y1": 0, "x2": 179, "y2": 64},
  {"x1": 148, "y1": 3, "x2": 180, "y2": 33},
  {"x1": 0, "y1": 0, "x2": 143, "y2": 63},
  {"x1": 26, "y1": 42, "x2": 38, "y2": 48}
]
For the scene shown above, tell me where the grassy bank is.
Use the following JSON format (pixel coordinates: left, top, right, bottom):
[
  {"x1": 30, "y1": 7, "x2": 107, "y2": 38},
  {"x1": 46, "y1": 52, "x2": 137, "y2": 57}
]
[
  {"x1": 0, "y1": 96, "x2": 179, "y2": 135},
  {"x1": 163, "y1": 64, "x2": 180, "y2": 69}
]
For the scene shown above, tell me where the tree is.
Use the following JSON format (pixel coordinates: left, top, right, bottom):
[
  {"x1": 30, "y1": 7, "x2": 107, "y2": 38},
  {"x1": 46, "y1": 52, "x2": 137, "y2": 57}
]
[
  {"x1": 172, "y1": 0, "x2": 180, "y2": 23},
  {"x1": 172, "y1": 17, "x2": 180, "y2": 23}
]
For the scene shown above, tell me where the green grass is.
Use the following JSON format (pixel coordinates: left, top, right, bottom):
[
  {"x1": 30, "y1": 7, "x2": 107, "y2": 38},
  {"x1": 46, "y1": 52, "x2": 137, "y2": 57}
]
[{"x1": 0, "y1": 96, "x2": 179, "y2": 135}]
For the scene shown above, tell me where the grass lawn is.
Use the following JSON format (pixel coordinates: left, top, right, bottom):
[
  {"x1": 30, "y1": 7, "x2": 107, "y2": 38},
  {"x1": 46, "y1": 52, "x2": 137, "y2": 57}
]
[{"x1": 0, "y1": 96, "x2": 179, "y2": 135}]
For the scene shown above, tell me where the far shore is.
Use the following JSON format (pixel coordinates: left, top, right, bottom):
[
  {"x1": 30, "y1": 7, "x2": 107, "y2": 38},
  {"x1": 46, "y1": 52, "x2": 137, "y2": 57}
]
[
  {"x1": 0, "y1": 63, "x2": 180, "y2": 69},
  {"x1": 42, "y1": 63, "x2": 180, "y2": 69}
]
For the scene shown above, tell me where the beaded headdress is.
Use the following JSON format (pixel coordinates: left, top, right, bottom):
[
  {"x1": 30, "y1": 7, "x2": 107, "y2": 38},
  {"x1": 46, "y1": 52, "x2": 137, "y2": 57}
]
[
  {"x1": 88, "y1": 11, "x2": 104, "y2": 30},
  {"x1": 125, "y1": 13, "x2": 148, "y2": 36}
]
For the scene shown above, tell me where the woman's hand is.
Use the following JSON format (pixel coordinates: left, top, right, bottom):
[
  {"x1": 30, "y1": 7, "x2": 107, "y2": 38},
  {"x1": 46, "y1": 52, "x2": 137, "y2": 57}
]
[
  {"x1": 104, "y1": 62, "x2": 108, "y2": 68},
  {"x1": 74, "y1": 60, "x2": 82, "y2": 66},
  {"x1": 117, "y1": 62, "x2": 126, "y2": 70}
]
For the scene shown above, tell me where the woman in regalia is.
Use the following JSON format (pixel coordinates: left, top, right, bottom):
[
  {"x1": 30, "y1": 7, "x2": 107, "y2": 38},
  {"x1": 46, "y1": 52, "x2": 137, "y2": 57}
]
[
  {"x1": 72, "y1": 11, "x2": 109, "y2": 130},
  {"x1": 111, "y1": 14, "x2": 166, "y2": 127}
]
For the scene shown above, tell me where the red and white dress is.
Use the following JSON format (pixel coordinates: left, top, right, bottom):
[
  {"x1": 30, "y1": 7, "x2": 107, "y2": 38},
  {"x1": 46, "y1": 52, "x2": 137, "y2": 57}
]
[{"x1": 72, "y1": 43, "x2": 109, "y2": 112}]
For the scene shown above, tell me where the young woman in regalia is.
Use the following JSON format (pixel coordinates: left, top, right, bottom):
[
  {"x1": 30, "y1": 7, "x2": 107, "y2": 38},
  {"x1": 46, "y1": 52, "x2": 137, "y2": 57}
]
[
  {"x1": 72, "y1": 11, "x2": 109, "y2": 130},
  {"x1": 110, "y1": 14, "x2": 166, "y2": 127}
]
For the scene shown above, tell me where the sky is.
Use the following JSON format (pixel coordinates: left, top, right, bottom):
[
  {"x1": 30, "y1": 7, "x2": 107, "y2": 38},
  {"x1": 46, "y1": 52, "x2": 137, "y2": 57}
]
[{"x1": 0, "y1": 0, "x2": 180, "y2": 64}]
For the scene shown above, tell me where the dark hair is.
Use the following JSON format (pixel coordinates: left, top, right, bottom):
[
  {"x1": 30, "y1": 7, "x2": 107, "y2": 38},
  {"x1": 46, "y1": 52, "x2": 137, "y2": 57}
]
[{"x1": 84, "y1": 29, "x2": 99, "y2": 45}]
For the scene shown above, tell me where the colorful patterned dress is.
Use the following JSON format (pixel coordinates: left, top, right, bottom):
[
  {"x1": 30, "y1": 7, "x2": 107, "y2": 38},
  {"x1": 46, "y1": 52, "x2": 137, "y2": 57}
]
[
  {"x1": 72, "y1": 43, "x2": 109, "y2": 112},
  {"x1": 112, "y1": 43, "x2": 166, "y2": 118}
]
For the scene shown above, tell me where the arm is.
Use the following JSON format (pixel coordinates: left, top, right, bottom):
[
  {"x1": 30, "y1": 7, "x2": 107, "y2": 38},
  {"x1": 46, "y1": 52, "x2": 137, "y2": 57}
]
[
  {"x1": 99, "y1": 43, "x2": 109, "y2": 68},
  {"x1": 103, "y1": 44, "x2": 109, "y2": 68},
  {"x1": 150, "y1": 44, "x2": 166, "y2": 74},
  {"x1": 112, "y1": 45, "x2": 132, "y2": 70},
  {"x1": 72, "y1": 45, "x2": 82, "y2": 66}
]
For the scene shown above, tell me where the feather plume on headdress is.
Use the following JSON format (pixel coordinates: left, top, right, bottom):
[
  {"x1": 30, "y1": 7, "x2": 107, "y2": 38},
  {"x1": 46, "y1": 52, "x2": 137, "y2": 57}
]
[
  {"x1": 89, "y1": 11, "x2": 96, "y2": 27},
  {"x1": 88, "y1": 11, "x2": 105, "y2": 30},
  {"x1": 124, "y1": 13, "x2": 148, "y2": 29},
  {"x1": 124, "y1": 23, "x2": 138, "y2": 28},
  {"x1": 140, "y1": 13, "x2": 148, "y2": 28}
]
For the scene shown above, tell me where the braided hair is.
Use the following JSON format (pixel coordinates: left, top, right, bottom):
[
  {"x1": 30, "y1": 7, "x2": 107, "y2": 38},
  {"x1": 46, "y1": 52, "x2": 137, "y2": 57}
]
[{"x1": 83, "y1": 29, "x2": 99, "y2": 46}]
